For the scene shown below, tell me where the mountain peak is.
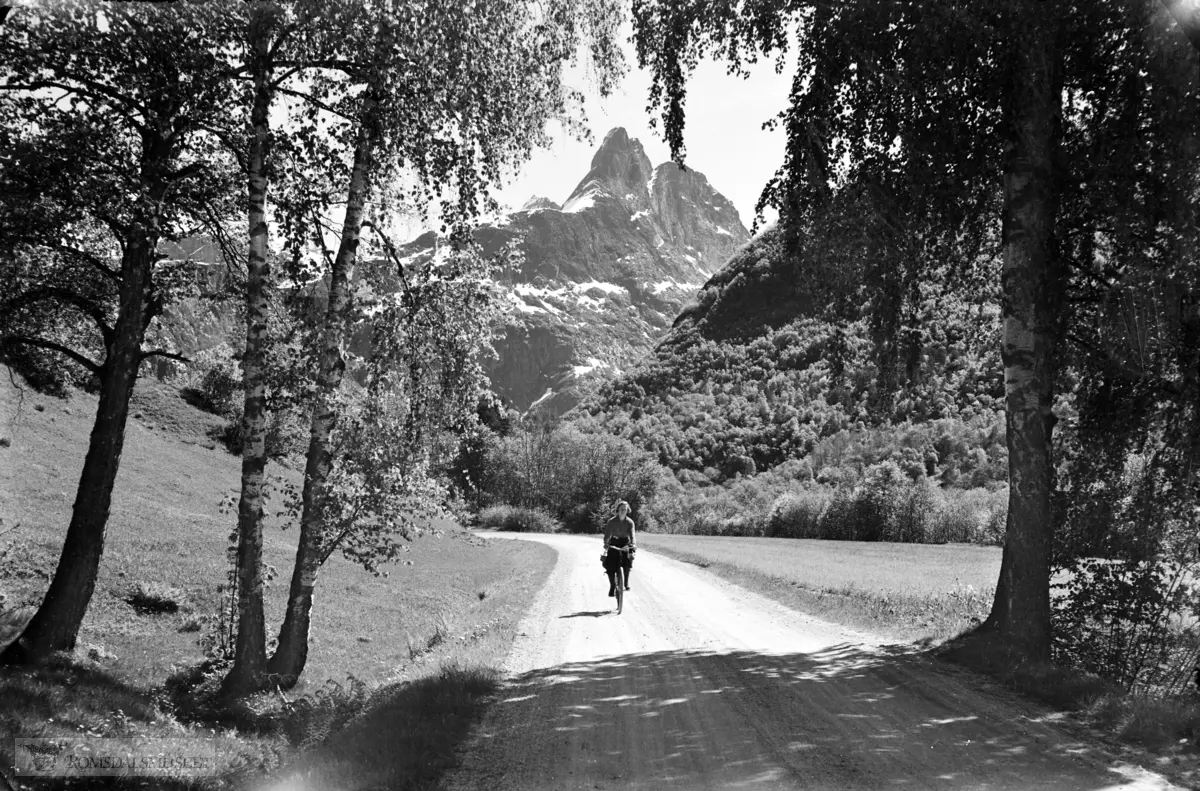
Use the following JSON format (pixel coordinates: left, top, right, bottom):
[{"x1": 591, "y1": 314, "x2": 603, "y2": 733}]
[
  {"x1": 521, "y1": 195, "x2": 560, "y2": 212},
  {"x1": 564, "y1": 127, "x2": 654, "y2": 205},
  {"x1": 593, "y1": 126, "x2": 636, "y2": 159},
  {"x1": 385, "y1": 126, "x2": 750, "y2": 415}
]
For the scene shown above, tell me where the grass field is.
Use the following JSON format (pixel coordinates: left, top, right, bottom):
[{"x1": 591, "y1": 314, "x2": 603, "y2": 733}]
[
  {"x1": 5, "y1": 368, "x2": 1199, "y2": 787},
  {"x1": 0, "y1": 370, "x2": 558, "y2": 789},
  {"x1": 638, "y1": 533, "x2": 1001, "y2": 643}
]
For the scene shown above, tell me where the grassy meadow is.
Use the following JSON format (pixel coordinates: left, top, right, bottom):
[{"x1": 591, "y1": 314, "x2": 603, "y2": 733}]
[
  {"x1": 0, "y1": 370, "x2": 557, "y2": 789},
  {"x1": 637, "y1": 533, "x2": 1001, "y2": 643},
  {"x1": 4, "y1": 368, "x2": 1199, "y2": 788}
]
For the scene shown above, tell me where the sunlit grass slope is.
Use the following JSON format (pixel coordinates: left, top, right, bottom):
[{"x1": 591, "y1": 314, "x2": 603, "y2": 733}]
[{"x1": 0, "y1": 369, "x2": 558, "y2": 790}]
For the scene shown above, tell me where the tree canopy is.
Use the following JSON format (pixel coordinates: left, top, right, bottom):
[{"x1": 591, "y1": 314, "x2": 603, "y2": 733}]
[{"x1": 632, "y1": 0, "x2": 1200, "y2": 659}]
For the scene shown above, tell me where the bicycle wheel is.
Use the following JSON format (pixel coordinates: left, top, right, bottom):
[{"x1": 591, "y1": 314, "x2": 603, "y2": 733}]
[{"x1": 614, "y1": 567, "x2": 624, "y2": 614}]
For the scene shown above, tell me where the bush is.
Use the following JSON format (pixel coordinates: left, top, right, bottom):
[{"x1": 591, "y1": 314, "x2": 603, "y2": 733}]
[
  {"x1": 480, "y1": 424, "x2": 666, "y2": 531},
  {"x1": 651, "y1": 474, "x2": 778, "y2": 536},
  {"x1": 208, "y1": 400, "x2": 309, "y2": 460},
  {"x1": 125, "y1": 581, "x2": 187, "y2": 614},
  {"x1": 476, "y1": 505, "x2": 561, "y2": 533},
  {"x1": 890, "y1": 479, "x2": 939, "y2": 543},
  {"x1": 979, "y1": 488, "x2": 1007, "y2": 545},
  {"x1": 854, "y1": 461, "x2": 908, "y2": 541},
  {"x1": 931, "y1": 489, "x2": 977, "y2": 543},
  {"x1": 265, "y1": 405, "x2": 310, "y2": 459},
  {"x1": 931, "y1": 487, "x2": 1007, "y2": 544},
  {"x1": 766, "y1": 489, "x2": 829, "y2": 538},
  {"x1": 1054, "y1": 557, "x2": 1197, "y2": 690},
  {"x1": 182, "y1": 346, "x2": 243, "y2": 417},
  {"x1": 819, "y1": 487, "x2": 859, "y2": 540},
  {"x1": 211, "y1": 407, "x2": 245, "y2": 454},
  {"x1": 283, "y1": 675, "x2": 377, "y2": 749},
  {"x1": 647, "y1": 451, "x2": 1006, "y2": 547}
]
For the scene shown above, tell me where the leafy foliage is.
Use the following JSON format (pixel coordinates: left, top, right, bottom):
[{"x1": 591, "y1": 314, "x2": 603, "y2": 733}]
[
  {"x1": 479, "y1": 422, "x2": 668, "y2": 532},
  {"x1": 1054, "y1": 403, "x2": 1200, "y2": 691},
  {"x1": 213, "y1": 0, "x2": 631, "y2": 693},
  {"x1": 476, "y1": 505, "x2": 562, "y2": 534},
  {"x1": 260, "y1": 245, "x2": 506, "y2": 576},
  {"x1": 647, "y1": 459, "x2": 1006, "y2": 546},
  {"x1": 632, "y1": 0, "x2": 1200, "y2": 664},
  {"x1": 1054, "y1": 556, "x2": 1200, "y2": 691},
  {"x1": 0, "y1": 2, "x2": 241, "y2": 380},
  {"x1": 281, "y1": 675, "x2": 376, "y2": 750},
  {"x1": 575, "y1": 228, "x2": 1003, "y2": 486}
]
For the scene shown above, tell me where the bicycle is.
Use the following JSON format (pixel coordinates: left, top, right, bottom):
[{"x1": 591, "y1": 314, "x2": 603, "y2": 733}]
[{"x1": 604, "y1": 544, "x2": 635, "y2": 614}]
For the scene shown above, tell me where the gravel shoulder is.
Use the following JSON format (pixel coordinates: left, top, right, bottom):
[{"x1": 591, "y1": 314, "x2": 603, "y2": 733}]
[{"x1": 440, "y1": 534, "x2": 1181, "y2": 791}]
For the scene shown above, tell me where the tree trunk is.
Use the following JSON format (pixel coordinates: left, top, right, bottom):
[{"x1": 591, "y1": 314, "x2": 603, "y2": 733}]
[
  {"x1": 221, "y1": 9, "x2": 275, "y2": 697},
  {"x1": 0, "y1": 222, "x2": 159, "y2": 664},
  {"x1": 979, "y1": 6, "x2": 1064, "y2": 662},
  {"x1": 268, "y1": 109, "x2": 376, "y2": 687}
]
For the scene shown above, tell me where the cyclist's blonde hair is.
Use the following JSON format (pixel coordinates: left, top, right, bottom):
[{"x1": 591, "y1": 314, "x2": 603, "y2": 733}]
[{"x1": 614, "y1": 500, "x2": 630, "y2": 512}]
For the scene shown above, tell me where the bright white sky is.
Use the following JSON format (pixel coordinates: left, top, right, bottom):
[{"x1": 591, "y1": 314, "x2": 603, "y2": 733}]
[{"x1": 492, "y1": 35, "x2": 797, "y2": 233}]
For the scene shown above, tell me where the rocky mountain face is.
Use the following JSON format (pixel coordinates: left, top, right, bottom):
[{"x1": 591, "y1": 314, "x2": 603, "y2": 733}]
[
  {"x1": 150, "y1": 129, "x2": 749, "y2": 415},
  {"x1": 395, "y1": 127, "x2": 750, "y2": 415}
]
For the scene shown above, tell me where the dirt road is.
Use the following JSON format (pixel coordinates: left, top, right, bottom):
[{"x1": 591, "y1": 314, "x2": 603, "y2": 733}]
[{"x1": 441, "y1": 533, "x2": 1180, "y2": 791}]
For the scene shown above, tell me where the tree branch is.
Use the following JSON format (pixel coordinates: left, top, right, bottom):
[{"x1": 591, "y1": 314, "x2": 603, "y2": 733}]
[
  {"x1": 140, "y1": 349, "x2": 191, "y2": 364},
  {"x1": 165, "y1": 162, "x2": 206, "y2": 183},
  {"x1": 4, "y1": 79, "x2": 148, "y2": 134},
  {"x1": 199, "y1": 204, "x2": 248, "y2": 286},
  {"x1": 52, "y1": 245, "x2": 121, "y2": 283},
  {"x1": 274, "y1": 85, "x2": 354, "y2": 121},
  {"x1": 282, "y1": 57, "x2": 368, "y2": 75},
  {"x1": 95, "y1": 212, "x2": 131, "y2": 244},
  {"x1": 2, "y1": 335, "x2": 102, "y2": 374},
  {"x1": 362, "y1": 221, "x2": 412, "y2": 295},
  {"x1": 194, "y1": 122, "x2": 250, "y2": 173},
  {"x1": 318, "y1": 518, "x2": 361, "y2": 566},
  {"x1": 0, "y1": 286, "x2": 114, "y2": 346}
]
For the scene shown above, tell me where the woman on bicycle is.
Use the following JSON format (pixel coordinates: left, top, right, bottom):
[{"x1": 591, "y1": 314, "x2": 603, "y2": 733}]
[{"x1": 602, "y1": 500, "x2": 636, "y2": 596}]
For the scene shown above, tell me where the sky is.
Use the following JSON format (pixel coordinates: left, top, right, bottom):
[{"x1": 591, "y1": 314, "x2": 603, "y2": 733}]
[{"x1": 491, "y1": 33, "x2": 798, "y2": 234}]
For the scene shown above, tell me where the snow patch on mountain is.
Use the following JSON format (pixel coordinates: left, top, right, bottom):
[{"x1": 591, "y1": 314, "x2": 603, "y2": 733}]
[
  {"x1": 577, "y1": 280, "x2": 626, "y2": 295},
  {"x1": 573, "y1": 356, "x2": 610, "y2": 378},
  {"x1": 389, "y1": 126, "x2": 750, "y2": 416},
  {"x1": 562, "y1": 193, "x2": 596, "y2": 213}
]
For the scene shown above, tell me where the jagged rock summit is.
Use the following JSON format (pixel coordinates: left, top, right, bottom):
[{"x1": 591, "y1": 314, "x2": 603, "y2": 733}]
[
  {"x1": 394, "y1": 127, "x2": 751, "y2": 415},
  {"x1": 564, "y1": 127, "x2": 653, "y2": 209},
  {"x1": 521, "y1": 195, "x2": 560, "y2": 212}
]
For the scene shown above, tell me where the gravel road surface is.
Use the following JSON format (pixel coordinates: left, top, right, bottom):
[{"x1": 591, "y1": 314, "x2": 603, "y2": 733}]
[{"x1": 440, "y1": 533, "x2": 1179, "y2": 791}]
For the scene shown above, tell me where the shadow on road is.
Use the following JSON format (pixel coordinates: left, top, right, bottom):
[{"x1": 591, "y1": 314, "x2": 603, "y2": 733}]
[
  {"x1": 559, "y1": 611, "x2": 613, "y2": 619},
  {"x1": 446, "y1": 643, "x2": 1156, "y2": 791},
  {"x1": 261, "y1": 643, "x2": 1162, "y2": 791}
]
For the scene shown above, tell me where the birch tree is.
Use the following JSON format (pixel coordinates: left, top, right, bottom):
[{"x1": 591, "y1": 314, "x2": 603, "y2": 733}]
[
  {"x1": 221, "y1": 0, "x2": 626, "y2": 693},
  {"x1": 632, "y1": 0, "x2": 1200, "y2": 660}
]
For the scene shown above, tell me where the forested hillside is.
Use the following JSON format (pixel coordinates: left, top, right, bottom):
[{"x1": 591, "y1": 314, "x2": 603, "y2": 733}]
[{"x1": 573, "y1": 226, "x2": 1005, "y2": 488}]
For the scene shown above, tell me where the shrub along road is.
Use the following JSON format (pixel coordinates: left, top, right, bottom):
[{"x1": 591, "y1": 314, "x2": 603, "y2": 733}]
[{"x1": 441, "y1": 534, "x2": 1178, "y2": 791}]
